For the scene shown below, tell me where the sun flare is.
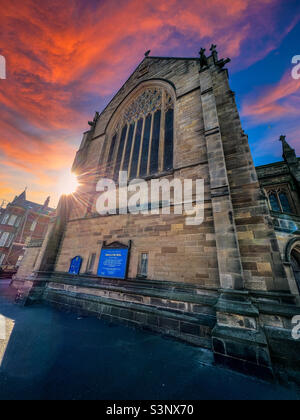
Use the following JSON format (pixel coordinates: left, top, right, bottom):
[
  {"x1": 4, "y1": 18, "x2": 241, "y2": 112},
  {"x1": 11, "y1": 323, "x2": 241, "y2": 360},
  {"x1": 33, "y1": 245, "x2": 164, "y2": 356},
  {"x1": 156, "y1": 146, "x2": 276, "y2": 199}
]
[{"x1": 58, "y1": 171, "x2": 79, "y2": 196}]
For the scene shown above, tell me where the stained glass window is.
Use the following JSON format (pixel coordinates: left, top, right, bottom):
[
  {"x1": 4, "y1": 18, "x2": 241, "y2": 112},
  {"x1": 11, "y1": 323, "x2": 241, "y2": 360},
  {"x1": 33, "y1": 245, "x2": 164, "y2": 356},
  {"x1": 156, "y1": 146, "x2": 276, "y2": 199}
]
[
  {"x1": 123, "y1": 123, "x2": 135, "y2": 172},
  {"x1": 130, "y1": 118, "x2": 143, "y2": 179},
  {"x1": 150, "y1": 110, "x2": 161, "y2": 175},
  {"x1": 164, "y1": 108, "x2": 174, "y2": 171},
  {"x1": 140, "y1": 114, "x2": 152, "y2": 177},
  {"x1": 279, "y1": 192, "x2": 293, "y2": 214},
  {"x1": 114, "y1": 125, "x2": 127, "y2": 181},
  {"x1": 268, "y1": 188, "x2": 294, "y2": 214},
  {"x1": 269, "y1": 193, "x2": 281, "y2": 212},
  {"x1": 105, "y1": 86, "x2": 174, "y2": 181}
]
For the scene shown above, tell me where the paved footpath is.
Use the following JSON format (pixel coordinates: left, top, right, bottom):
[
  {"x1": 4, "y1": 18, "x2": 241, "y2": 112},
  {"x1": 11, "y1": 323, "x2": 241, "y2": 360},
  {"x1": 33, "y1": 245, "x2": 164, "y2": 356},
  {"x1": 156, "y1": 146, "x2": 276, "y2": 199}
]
[{"x1": 0, "y1": 279, "x2": 299, "y2": 400}]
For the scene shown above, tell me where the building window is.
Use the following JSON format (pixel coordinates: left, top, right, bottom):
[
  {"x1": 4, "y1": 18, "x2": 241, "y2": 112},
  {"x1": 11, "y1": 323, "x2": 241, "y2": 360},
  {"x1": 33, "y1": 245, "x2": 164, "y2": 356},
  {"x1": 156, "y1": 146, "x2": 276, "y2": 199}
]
[
  {"x1": 278, "y1": 192, "x2": 293, "y2": 214},
  {"x1": 269, "y1": 193, "x2": 281, "y2": 212},
  {"x1": 15, "y1": 216, "x2": 21, "y2": 228},
  {"x1": 138, "y1": 253, "x2": 148, "y2": 278},
  {"x1": 8, "y1": 215, "x2": 17, "y2": 226},
  {"x1": 1, "y1": 213, "x2": 10, "y2": 225},
  {"x1": 6, "y1": 233, "x2": 14, "y2": 248},
  {"x1": 0, "y1": 253, "x2": 5, "y2": 265},
  {"x1": 140, "y1": 114, "x2": 152, "y2": 177},
  {"x1": 114, "y1": 125, "x2": 128, "y2": 181},
  {"x1": 150, "y1": 110, "x2": 161, "y2": 175},
  {"x1": 164, "y1": 108, "x2": 174, "y2": 171},
  {"x1": 104, "y1": 87, "x2": 174, "y2": 182},
  {"x1": 86, "y1": 253, "x2": 96, "y2": 274},
  {"x1": 130, "y1": 118, "x2": 143, "y2": 179},
  {"x1": 0, "y1": 232, "x2": 11, "y2": 247},
  {"x1": 30, "y1": 220, "x2": 37, "y2": 232},
  {"x1": 123, "y1": 123, "x2": 135, "y2": 173},
  {"x1": 267, "y1": 187, "x2": 294, "y2": 214}
]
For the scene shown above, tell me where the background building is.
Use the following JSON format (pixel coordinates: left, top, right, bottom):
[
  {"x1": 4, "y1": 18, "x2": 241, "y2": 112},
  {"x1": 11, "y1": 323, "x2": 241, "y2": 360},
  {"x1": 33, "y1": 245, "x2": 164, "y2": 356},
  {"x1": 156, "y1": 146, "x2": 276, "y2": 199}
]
[
  {"x1": 256, "y1": 137, "x2": 300, "y2": 293},
  {"x1": 12, "y1": 48, "x2": 300, "y2": 379},
  {"x1": 0, "y1": 190, "x2": 54, "y2": 277}
]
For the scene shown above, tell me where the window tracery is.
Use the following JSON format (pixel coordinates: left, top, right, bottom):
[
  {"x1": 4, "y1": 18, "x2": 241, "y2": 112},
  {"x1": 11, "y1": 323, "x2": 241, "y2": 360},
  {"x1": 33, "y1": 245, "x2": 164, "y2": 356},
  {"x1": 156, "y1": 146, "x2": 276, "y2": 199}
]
[
  {"x1": 103, "y1": 86, "x2": 174, "y2": 181},
  {"x1": 267, "y1": 186, "x2": 294, "y2": 214}
]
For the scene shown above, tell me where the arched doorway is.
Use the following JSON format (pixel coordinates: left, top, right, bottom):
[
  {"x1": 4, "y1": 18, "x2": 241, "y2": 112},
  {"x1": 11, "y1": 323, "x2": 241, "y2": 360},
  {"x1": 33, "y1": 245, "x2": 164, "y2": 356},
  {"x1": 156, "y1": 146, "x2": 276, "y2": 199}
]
[{"x1": 291, "y1": 244, "x2": 300, "y2": 293}]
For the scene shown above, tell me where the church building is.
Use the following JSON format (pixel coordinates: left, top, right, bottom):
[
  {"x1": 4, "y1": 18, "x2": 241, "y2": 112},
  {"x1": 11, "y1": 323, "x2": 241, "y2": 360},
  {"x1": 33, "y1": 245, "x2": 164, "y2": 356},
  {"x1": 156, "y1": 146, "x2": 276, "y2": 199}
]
[{"x1": 13, "y1": 47, "x2": 300, "y2": 379}]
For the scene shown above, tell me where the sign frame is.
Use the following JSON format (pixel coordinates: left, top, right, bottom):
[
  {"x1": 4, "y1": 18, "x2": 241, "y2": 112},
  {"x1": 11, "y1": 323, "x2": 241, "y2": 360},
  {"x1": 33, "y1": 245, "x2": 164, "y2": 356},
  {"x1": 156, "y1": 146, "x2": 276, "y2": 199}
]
[
  {"x1": 97, "y1": 241, "x2": 131, "y2": 280},
  {"x1": 68, "y1": 255, "x2": 83, "y2": 275}
]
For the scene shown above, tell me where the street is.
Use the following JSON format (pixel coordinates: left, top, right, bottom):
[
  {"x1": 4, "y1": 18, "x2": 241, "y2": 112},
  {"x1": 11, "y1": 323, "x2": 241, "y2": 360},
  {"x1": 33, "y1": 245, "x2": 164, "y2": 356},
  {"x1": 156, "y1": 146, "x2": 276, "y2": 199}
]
[{"x1": 0, "y1": 279, "x2": 299, "y2": 400}]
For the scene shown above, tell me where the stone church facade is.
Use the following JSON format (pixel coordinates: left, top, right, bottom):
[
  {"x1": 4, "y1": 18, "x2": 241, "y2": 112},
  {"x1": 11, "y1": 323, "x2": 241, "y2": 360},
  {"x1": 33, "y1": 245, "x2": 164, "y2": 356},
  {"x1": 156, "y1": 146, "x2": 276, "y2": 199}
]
[{"x1": 13, "y1": 47, "x2": 300, "y2": 379}]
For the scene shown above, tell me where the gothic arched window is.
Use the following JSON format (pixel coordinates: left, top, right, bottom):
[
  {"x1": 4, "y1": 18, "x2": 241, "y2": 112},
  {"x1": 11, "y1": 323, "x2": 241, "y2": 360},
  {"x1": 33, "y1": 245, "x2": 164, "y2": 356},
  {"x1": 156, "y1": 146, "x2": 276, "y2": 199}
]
[
  {"x1": 267, "y1": 187, "x2": 294, "y2": 214},
  {"x1": 269, "y1": 192, "x2": 281, "y2": 212},
  {"x1": 278, "y1": 192, "x2": 293, "y2": 214},
  {"x1": 104, "y1": 87, "x2": 174, "y2": 181}
]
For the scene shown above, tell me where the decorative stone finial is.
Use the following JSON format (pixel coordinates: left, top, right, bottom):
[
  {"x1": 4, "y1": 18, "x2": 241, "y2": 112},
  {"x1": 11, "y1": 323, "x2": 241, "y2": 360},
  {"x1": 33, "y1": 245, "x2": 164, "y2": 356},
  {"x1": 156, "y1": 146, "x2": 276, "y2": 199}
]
[
  {"x1": 88, "y1": 111, "x2": 100, "y2": 128},
  {"x1": 279, "y1": 135, "x2": 286, "y2": 143},
  {"x1": 144, "y1": 50, "x2": 151, "y2": 57},
  {"x1": 199, "y1": 48, "x2": 208, "y2": 68},
  {"x1": 279, "y1": 134, "x2": 297, "y2": 164},
  {"x1": 210, "y1": 44, "x2": 219, "y2": 63},
  {"x1": 210, "y1": 44, "x2": 217, "y2": 53},
  {"x1": 43, "y1": 196, "x2": 51, "y2": 208}
]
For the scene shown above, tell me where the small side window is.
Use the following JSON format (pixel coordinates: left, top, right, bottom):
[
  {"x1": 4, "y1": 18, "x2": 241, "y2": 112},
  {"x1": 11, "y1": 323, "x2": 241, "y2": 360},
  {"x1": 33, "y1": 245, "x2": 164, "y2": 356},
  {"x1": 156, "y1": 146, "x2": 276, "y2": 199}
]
[
  {"x1": 86, "y1": 253, "x2": 96, "y2": 274},
  {"x1": 138, "y1": 253, "x2": 148, "y2": 278}
]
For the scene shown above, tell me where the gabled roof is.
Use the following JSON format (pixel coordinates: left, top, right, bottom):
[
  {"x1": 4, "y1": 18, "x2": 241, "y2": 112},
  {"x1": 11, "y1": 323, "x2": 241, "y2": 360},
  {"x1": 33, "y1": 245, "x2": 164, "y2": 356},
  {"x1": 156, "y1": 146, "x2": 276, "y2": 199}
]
[
  {"x1": 11, "y1": 190, "x2": 55, "y2": 215},
  {"x1": 21, "y1": 200, "x2": 55, "y2": 215},
  {"x1": 92, "y1": 54, "x2": 200, "y2": 126}
]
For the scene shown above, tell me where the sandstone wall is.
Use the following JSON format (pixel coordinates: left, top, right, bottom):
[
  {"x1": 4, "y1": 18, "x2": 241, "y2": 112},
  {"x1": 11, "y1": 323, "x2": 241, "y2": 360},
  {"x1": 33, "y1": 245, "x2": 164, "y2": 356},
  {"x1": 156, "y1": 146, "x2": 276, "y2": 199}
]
[{"x1": 15, "y1": 245, "x2": 41, "y2": 280}]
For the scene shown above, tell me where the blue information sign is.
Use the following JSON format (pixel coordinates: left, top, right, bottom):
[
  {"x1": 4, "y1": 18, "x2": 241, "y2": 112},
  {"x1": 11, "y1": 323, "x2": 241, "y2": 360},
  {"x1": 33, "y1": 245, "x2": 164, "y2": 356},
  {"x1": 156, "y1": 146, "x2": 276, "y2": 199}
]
[
  {"x1": 97, "y1": 248, "x2": 129, "y2": 279},
  {"x1": 69, "y1": 256, "x2": 82, "y2": 275}
]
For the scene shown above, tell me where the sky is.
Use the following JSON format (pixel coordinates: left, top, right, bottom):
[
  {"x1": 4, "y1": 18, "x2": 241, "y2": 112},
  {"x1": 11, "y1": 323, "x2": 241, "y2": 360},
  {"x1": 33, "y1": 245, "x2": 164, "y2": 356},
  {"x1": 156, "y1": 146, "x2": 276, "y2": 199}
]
[{"x1": 0, "y1": 0, "x2": 299, "y2": 208}]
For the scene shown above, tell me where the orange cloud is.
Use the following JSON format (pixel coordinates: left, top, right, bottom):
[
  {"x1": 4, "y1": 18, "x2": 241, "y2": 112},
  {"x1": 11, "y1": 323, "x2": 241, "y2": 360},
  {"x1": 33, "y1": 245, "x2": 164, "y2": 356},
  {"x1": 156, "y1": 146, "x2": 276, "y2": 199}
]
[
  {"x1": 0, "y1": 0, "x2": 298, "y2": 206},
  {"x1": 242, "y1": 72, "x2": 300, "y2": 121}
]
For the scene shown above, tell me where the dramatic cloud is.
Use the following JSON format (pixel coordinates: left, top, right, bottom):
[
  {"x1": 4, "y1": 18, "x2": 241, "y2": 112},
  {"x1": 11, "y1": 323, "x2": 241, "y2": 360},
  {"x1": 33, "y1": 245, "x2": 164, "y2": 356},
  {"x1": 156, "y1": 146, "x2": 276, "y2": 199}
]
[
  {"x1": 0, "y1": 0, "x2": 299, "y2": 205},
  {"x1": 242, "y1": 69, "x2": 300, "y2": 161},
  {"x1": 242, "y1": 72, "x2": 300, "y2": 121}
]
